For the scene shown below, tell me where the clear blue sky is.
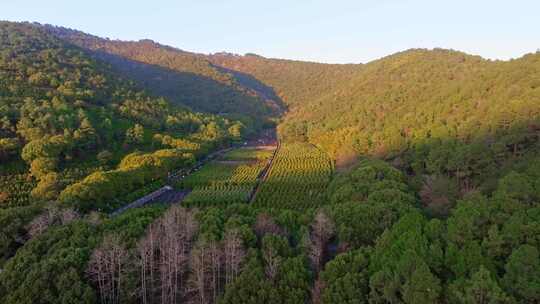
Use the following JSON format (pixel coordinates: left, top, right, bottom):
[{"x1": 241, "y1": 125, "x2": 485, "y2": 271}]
[{"x1": 3, "y1": 0, "x2": 540, "y2": 63}]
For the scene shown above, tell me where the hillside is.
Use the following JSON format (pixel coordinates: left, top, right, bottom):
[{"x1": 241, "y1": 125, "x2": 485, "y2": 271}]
[
  {"x1": 207, "y1": 52, "x2": 361, "y2": 109},
  {"x1": 36, "y1": 24, "x2": 540, "y2": 173},
  {"x1": 1, "y1": 20, "x2": 540, "y2": 304},
  {"x1": 41, "y1": 24, "x2": 282, "y2": 121},
  {"x1": 205, "y1": 48, "x2": 540, "y2": 194},
  {"x1": 0, "y1": 21, "x2": 251, "y2": 216}
]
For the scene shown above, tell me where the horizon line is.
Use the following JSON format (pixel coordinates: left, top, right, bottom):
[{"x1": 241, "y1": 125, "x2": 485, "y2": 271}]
[{"x1": 5, "y1": 19, "x2": 540, "y2": 65}]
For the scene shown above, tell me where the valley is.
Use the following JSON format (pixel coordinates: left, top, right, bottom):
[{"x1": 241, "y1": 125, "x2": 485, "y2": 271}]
[{"x1": 0, "y1": 20, "x2": 539, "y2": 304}]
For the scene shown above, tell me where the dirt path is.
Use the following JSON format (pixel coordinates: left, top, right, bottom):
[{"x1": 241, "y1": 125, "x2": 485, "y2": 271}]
[
  {"x1": 248, "y1": 140, "x2": 281, "y2": 203},
  {"x1": 112, "y1": 130, "x2": 278, "y2": 216}
]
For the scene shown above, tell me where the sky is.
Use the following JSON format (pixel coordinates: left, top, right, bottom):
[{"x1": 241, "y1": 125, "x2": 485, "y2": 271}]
[{"x1": 3, "y1": 0, "x2": 540, "y2": 64}]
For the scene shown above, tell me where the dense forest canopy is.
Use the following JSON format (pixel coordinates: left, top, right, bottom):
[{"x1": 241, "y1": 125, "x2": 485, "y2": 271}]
[
  {"x1": 42, "y1": 24, "x2": 282, "y2": 122},
  {"x1": 0, "y1": 20, "x2": 539, "y2": 304}
]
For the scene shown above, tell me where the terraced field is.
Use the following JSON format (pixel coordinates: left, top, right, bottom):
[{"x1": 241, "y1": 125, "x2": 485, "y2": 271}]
[{"x1": 253, "y1": 142, "x2": 333, "y2": 210}]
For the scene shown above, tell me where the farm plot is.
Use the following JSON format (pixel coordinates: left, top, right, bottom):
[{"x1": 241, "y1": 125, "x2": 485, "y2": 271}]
[
  {"x1": 222, "y1": 147, "x2": 274, "y2": 161},
  {"x1": 0, "y1": 174, "x2": 35, "y2": 208},
  {"x1": 253, "y1": 142, "x2": 333, "y2": 210},
  {"x1": 179, "y1": 147, "x2": 272, "y2": 208}
]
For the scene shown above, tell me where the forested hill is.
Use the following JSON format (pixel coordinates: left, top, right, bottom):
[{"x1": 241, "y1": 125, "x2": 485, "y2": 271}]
[
  {"x1": 40, "y1": 24, "x2": 282, "y2": 120},
  {"x1": 207, "y1": 52, "x2": 361, "y2": 109},
  {"x1": 207, "y1": 49, "x2": 540, "y2": 157},
  {"x1": 0, "y1": 21, "x2": 251, "y2": 211},
  {"x1": 2, "y1": 20, "x2": 540, "y2": 304},
  {"x1": 208, "y1": 48, "x2": 540, "y2": 204},
  {"x1": 278, "y1": 49, "x2": 540, "y2": 155},
  {"x1": 37, "y1": 23, "x2": 540, "y2": 172}
]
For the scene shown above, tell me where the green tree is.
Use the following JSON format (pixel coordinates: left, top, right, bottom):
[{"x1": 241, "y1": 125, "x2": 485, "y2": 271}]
[
  {"x1": 30, "y1": 157, "x2": 58, "y2": 179},
  {"x1": 31, "y1": 172, "x2": 60, "y2": 201},
  {"x1": 402, "y1": 262, "x2": 441, "y2": 304},
  {"x1": 502, "y1": 245, "x2": 540, "y2": 302},
  {"x1": 320, "y1": 249, "x2": 370, "y2": 304},
  {"x1": 125, "y1": 123, "x2": 145, "y2": 144},
  {"x1": 96, "y1": 150, "x2": 113, "y2": 165},
  {"x1": 454, "y1": 266, "x2": 511, "y2": 304}
]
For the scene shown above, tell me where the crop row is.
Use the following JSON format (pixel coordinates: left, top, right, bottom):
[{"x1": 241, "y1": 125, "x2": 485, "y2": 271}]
[
  {"x1": 178, "y1": 147, "x2": 273, "y2": 207},
  {"x1": 182, "y1": 185, "x2": 252, "y2": 208},
  {"x1": 253, "y1": 143, "x2": 333, "y2": 210},
  {"x1": 0, "y1": 174, "x2": 35, "y2": 208},
  {"x1": 222, "y1": 147, "x2": 274, "y2": 161}
]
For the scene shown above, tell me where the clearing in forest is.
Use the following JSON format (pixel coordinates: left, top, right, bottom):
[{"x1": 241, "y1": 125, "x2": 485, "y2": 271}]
[
  {"x1": 253, "y1": 142, "x2": 334, "y2": 210},
  {"x1": 176, "y1": 146, "x2": 274, "y2": 207}
]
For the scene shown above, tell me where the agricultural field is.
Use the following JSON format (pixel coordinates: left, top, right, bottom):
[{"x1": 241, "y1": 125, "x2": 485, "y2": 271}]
[
  {"x1": 179, "y1": 147, "x2": 273, "y2": 208},
  {"x1": 222, "y1": 147, "x2": 274, "y2": 161},
  {"x1": 253, "y1": 142, "x2": 333, "y2": 210},
  {"x1": 0, "y1": 174, "x2": 35, "y2": 208}
]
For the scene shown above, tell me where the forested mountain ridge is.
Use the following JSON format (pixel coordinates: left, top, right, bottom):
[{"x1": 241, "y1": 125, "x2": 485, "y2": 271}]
[
  {"x1": 1, "y1": 20, "x2": 540, "y2": 304},
  {"x1": 41, "y1": 24, "x2": 282, "y2": 120},
  {"x1": 37, "y1": 22, "x2": 540, "y2": 171},
  {"x1": 207, "y1": 48, "x2": 540, "y2": 160},
  {"x1": 280, "y1": 49, "x2": 540, "y2": 152},
  {"x1": 207, "y1": 52, "x2": 361, "y2": 109},
  {"x1": 208, "y1": 47, "x2": 540, "y2": 198}
]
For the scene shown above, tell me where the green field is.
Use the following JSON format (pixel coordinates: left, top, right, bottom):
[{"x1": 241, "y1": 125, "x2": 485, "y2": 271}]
[
  {"x1": 253, "y1": 143, "x2": 333, "y2": 210},
  {"x1": 222, "y1": 147, "x2": 274, "y2": 161},
  {"x1": 0, "y1": 174, "x2": 35, "y2": 208},
  {"x1": 179, "y1": 147, "x2": 272, "y2": 207}
]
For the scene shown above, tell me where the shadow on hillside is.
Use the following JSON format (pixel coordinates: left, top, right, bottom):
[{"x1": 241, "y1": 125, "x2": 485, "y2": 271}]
[
  {"x1": 210, "y1": 63, "x2": 288, "y2": 114},
  {"x1": 85, "y1": 50, "x2": 281, "y2": 117},
  {"x1": 356, "y1": 118, "x2": 540, "y2": 194}
]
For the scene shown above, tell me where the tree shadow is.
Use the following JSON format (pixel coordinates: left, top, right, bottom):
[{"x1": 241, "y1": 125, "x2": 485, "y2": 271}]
[
  {"x1": 85, "y1": 50, "x2": 280, "y2": 118},
  {"x1": 210, "y1": 63, "x2": 287, "y2": 114}
]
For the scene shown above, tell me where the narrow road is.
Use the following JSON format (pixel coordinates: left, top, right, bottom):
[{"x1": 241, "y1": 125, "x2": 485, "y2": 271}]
[
  {"x1": 248, "y1": 140, "x2": 280, "y2": 203},
  {"x1": 111, "y1": 131, "x2": 278, "y2": 216}
]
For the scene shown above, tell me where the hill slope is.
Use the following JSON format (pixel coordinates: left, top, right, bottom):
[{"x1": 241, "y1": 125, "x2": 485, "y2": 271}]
[
  {"x1": 207, "y1": 49, "x2": 540, "y2": 167},
  {"x1": 1, "y1": 21, "x2": 540, "y2": 304},
  {"x1": 42, "y1": 24, "x2": 281, "y2": 121},
  {"x1": 0, "y1": 21, "x2": 250, "y2": 210}
]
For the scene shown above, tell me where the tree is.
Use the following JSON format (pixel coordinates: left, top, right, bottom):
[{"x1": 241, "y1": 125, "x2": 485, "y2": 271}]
[
  {"x1": 308, "y1": 210, "x2": 335, "y2": 274},
  {"x1": 31, "y1": 172, "x2": 60, "y2": 200},
  {"x1": 402, "y1": 262, "x2": 441, "y2": 304},
  {"x1": 502, "y1": 245, "x2": 540, "y2": 302},
  {"x1": 223, "y1": 229, "x2": 246, "y2": 286},
  {"x1": 454, "y1": 266, "x2": 511, "y2": 304},
  {"x1": 190, "y1": 241, "x2": 218, "y2": 304},
  {"x1": 137, "y1": 223, "x2": 158, "y2": 304},
  {"x1": 320, "y1": 249, "x2": 370, "y2": 304},
  {"x1": 97, "y1": 150, "x2": 113, "y2": 165},
  {"x1": 87, "y1": 234, "x2": 129, "y2": 304},
  {"x1": 74, "y1": 117, "x2": 97, "y2": 150},
  {"x1": 220, "y1": 253, "x2": 273, "y2": 304},
  {"x1": 419, "y1": 174, "x2": 459, "y2": 217},
  {"x1": 227, "y1": 123, "x2": 243, "y2": 140},
  {"x1": 26, "y1": 207, "x2": 58, "y2": 238},
  {"x1": 30, "y1": 157, "x2": 58, "y2": 179},
  {"x1": 126, "y1": 124, "x2": 145, "y2": 145},
  {"x1": 0, "y1": 221, "x2": 98, "y2": 304},
  {"x1": 136, "y1": 206, "x2": 198, "y2": 304},
  {"x1": 253, "y1": 213, "x2": 284, "y2": 238}
]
